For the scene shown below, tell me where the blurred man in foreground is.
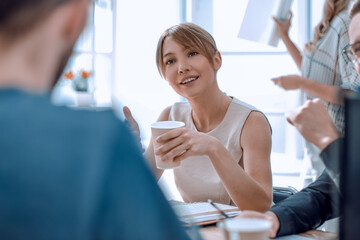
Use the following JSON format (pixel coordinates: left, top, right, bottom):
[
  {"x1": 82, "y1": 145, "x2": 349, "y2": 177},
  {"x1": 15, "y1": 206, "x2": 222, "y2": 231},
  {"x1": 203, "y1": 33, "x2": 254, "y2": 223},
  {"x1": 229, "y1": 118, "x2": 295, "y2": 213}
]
[{"x1": 0, "y1": 0, "x2": 189, "y2": 239}]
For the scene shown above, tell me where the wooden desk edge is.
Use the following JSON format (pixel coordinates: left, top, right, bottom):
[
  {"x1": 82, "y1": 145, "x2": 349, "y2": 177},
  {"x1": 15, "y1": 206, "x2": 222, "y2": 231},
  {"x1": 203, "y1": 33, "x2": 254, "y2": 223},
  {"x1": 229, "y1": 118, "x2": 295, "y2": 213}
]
[{"x1": 299, "y1": 229, "x2": 338, "y2": 240}]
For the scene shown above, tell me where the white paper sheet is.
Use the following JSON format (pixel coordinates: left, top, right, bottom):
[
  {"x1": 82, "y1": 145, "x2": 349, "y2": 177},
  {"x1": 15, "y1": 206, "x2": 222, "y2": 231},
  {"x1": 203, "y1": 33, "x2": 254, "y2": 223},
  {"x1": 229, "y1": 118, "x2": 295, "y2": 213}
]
[{"x1": 238, "y1": 0, "x2": 293, "y2": 47}]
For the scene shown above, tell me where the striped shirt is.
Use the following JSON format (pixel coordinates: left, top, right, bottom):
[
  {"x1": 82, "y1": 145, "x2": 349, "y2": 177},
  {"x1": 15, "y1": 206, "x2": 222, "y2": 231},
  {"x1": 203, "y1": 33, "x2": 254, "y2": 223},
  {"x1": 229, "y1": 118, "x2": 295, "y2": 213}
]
[{"x1": 302, "y1": 10, "x2": 360, "y2": 136}]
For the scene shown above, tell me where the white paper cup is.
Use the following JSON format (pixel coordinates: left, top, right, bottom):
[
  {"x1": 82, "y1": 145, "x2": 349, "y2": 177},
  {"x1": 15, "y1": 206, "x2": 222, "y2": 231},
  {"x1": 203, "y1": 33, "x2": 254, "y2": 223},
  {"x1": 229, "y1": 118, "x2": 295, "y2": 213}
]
[
  {"x1": 151, "y1": 121, "x2": 185, "y2": 169},
  {"x1": 217, "y1": 218, "x2": 271, "y2": 240}
]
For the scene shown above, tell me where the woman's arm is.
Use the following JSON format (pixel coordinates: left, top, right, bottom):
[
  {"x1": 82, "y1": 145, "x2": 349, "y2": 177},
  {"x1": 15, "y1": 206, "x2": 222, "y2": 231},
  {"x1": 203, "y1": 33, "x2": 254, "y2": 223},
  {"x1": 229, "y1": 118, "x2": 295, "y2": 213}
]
[
  {"x1": 300, "y1": 78, "x2": 342, "y2": 104},
  {"x1": 273, "y1": 13, "x2": 303, "y2": 69},
  {"x1": 271, "y1": 75, "x2": 342, "y2": 104},
  {"x1": 279, "y1": 35, "x2": 303, "y2": 70},
  {"x1": 154, "y1": 111, "x2": 272, "y2": 211},
  {"x1": 208, "y1": 112, "x2": 273, "y2": 211}
]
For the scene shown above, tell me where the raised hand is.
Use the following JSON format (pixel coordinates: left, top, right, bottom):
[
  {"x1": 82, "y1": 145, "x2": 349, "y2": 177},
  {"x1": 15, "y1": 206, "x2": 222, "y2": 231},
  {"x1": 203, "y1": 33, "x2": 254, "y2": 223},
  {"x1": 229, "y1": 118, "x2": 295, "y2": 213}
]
[
  {"x1": 123, "y1": 106, "x2": 142, "y2": 147},
  {"x1": 271, "y1": 74, "x2": 304, "y2": 90},
  {"x1": 273, "y1": 11, "x2": 293, "y2": 40}
]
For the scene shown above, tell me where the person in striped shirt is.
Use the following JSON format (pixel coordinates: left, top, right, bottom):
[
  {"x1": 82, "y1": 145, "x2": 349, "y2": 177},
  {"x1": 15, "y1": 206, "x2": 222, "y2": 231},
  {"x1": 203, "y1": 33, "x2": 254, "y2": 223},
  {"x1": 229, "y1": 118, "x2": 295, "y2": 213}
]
[{"x1": 272, "y1": 0, "x2": 360, "y2": 178}]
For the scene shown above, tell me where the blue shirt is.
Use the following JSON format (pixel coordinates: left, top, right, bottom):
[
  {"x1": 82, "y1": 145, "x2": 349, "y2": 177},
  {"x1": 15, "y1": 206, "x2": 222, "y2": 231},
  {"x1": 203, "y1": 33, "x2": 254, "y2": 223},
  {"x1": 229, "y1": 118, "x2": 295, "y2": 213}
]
[{"x1": 0, "y1": 88, "x2": 190, "y2": 240}]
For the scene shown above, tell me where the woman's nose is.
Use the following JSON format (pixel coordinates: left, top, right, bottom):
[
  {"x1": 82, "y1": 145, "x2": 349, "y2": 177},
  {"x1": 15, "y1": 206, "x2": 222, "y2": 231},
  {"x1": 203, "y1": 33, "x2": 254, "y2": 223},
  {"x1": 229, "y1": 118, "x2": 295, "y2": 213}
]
[{"x1": 177, "y1": 61, "x2": 190, "y2": 74}]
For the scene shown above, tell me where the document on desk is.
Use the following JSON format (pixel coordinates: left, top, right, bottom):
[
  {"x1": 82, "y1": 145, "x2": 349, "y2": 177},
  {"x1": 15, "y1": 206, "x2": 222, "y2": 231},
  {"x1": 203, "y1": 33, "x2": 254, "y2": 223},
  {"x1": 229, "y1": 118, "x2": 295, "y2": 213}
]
[{"x1": 169, "y1": 200, "x2": 241, "y2": 226}]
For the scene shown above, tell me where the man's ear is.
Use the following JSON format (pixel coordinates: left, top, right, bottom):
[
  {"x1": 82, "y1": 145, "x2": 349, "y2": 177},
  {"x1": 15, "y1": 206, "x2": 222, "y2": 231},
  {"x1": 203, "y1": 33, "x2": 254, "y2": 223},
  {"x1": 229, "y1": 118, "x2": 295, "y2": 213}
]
[
  {"x1": 213, "y1": 51, "x2": 222, "y2": 71},
  {"x1": 60, "y1": 0, "x2": 89, "y2": 43}
]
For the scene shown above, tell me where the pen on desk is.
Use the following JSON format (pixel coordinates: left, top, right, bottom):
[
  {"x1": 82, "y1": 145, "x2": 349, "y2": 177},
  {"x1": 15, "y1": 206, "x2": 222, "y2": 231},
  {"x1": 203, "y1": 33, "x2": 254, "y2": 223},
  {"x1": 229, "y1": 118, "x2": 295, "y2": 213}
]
[{"x1": 208, "y1": 199, "x2": 230, "y2": 219}]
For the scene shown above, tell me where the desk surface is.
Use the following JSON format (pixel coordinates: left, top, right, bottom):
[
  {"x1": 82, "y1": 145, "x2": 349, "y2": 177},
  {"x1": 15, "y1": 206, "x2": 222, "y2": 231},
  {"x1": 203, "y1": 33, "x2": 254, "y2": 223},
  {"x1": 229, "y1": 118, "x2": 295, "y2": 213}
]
[{"x1": 200, "y1": 225, "x2": 338, "y2": 240}]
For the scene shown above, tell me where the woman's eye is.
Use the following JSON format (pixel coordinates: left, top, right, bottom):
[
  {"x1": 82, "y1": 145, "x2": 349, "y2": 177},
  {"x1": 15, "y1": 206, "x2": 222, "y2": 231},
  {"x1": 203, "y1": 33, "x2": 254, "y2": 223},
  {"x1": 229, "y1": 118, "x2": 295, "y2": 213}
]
[
  {"x1": 189, "y1": 52, "x2": 198, "y2": 57},
  {"x1": 165, "y1": 59, "x2": 175, "y2": 65}
]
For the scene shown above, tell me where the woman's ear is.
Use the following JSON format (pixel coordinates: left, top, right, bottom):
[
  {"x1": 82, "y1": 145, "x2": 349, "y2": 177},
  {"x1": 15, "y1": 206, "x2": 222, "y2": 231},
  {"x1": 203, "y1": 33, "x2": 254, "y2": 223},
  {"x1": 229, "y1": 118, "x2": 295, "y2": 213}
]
[{"x1": 213, "y1": 51, "x2": 222, "y2": 71}]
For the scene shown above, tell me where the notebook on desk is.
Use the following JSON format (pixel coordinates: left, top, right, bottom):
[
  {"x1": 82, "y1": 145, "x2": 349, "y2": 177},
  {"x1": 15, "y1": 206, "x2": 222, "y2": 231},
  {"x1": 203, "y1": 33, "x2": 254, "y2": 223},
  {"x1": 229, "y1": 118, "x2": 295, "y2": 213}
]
[{"x1": 169, "y1": 200, "x2": 241, "y2": 226}]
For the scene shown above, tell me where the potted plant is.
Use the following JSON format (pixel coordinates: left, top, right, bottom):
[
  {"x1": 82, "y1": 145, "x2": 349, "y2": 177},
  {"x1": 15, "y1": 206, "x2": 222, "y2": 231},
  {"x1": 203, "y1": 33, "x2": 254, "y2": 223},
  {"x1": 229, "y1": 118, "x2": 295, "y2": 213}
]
[{"x1": 64, "y1": 70, "x2": 94, "y2": 106}]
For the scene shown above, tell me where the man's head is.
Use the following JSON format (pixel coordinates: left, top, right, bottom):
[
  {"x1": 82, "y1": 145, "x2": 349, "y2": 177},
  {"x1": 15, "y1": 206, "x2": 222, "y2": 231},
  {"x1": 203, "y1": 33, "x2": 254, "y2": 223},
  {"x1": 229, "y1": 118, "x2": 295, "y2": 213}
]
[
  {"x1": 0, "y1": 0, "x2": 90, "y2": 90},
  {"x1": 0, "y1": 1, "x2": 63, "y2": 41},
  {"x1": 348, "y1": 1, "x2": 360, "y2": 74}
]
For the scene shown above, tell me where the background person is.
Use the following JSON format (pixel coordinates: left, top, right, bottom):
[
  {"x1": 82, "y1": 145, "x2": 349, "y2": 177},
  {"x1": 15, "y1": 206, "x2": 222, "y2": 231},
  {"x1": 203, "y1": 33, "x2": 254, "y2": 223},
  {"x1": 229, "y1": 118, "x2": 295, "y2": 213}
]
[
  {"x1": 125, "y1": 23, "x2": 273, "y2": 211},
  {"x1": 0, "y1": 0, "x2": 190, "y2": 239},
  {"x1": 239, "y1": 99, "x2": 342, "y2": 238},
  {"x1": 237, "y1": 2, "x2": 360, "y2": 237},
  {"x1": 273, "y1": 0, "x2": 360, "y2": 177}
]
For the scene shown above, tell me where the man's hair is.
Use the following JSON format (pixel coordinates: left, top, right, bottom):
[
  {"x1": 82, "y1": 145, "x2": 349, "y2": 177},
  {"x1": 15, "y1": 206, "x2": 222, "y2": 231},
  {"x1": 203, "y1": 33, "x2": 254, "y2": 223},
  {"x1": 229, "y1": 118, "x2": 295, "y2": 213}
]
[
  {"x1": 155, "y1": 23, "x2": 218, "y2": 78},
  {"x1": 350, "y1": 0, "x2": 360, "y2": 18},
  {"x1": 0, "y1": 0, "x2": 72, "y2": 41}
]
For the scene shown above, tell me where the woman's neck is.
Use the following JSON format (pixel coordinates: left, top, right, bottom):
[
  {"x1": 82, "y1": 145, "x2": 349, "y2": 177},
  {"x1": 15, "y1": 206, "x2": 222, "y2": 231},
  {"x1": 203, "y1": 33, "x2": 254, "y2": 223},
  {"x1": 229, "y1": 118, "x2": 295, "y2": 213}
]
[{"x1": 188, "y1": 90, "x2": 232, "y2": 133}]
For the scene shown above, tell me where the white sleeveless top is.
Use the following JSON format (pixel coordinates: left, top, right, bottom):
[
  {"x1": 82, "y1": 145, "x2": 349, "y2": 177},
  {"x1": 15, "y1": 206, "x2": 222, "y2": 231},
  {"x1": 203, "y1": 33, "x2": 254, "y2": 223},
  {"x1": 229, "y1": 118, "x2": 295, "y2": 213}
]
[{"x1": 168, "y1": 97, "x2": 261, "y2": 206}]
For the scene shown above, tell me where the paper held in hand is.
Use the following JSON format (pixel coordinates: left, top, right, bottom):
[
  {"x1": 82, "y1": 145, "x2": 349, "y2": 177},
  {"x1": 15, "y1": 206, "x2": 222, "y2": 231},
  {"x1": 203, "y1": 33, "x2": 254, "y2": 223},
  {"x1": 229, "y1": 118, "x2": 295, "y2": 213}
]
[
  {"x1": 169, "y1": 200, "x2": 241, "y2": 226},
  {"x1": 238, "y1": 0, "x2": 294, "y2": 47}
]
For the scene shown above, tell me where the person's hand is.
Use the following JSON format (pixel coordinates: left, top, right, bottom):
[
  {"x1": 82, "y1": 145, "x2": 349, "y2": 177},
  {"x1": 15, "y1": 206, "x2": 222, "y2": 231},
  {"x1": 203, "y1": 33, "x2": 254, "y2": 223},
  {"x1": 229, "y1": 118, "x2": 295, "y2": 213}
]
[
  {"x1": 273, "y1": 11, "x2": 293, "y2": 40},
  {"x1": 154, "y1": 127, "x2": 217, "y2": 162},
  {"x1": 123, "y1": 106, "x2": 142, "y2": 147},
  {"x1": 237, "y1": 210, "x2": 280, "y2": 238},
  {"x1": 286, "y1": 99, "x2": 339, "y2": 151},
  {"x1": 271, "y1": 75, "x2": 304, "y2": 90}
]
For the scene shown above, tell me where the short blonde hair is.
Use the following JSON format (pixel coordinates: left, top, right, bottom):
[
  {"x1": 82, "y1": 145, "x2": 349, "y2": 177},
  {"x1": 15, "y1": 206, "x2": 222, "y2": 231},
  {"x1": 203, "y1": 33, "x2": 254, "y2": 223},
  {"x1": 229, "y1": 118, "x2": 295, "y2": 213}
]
[{"x1": 156, "y1": 23, "x2": 218, "y2": 78}]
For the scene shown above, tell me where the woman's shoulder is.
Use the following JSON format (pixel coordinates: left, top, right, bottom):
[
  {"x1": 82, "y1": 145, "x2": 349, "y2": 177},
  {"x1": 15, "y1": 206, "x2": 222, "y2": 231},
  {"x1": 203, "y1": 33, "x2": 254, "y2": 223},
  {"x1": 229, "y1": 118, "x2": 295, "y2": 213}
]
[
  {"x1": 331, "y1": 10, "x2": 351, "y2": 32},
  {"x1": 242, "y1": 111, "x2": 272, "y2": 136},
  {"x1": 230, "y1": 97, "x2": 259, "y2": 112},
  {"x1": 229, "y1": 97, "x2": 272, "y2": 133}
]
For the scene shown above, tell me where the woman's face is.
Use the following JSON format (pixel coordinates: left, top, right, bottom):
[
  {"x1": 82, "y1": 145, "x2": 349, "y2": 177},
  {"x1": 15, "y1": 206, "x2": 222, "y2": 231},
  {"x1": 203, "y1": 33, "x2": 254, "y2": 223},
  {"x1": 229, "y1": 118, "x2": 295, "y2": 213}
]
[
  {"x1": 161, "y1": 36, "x2": 221, "y2": 99},
  {"x1": 349, "y1": 13, "x2": 360, "y2": 74}
]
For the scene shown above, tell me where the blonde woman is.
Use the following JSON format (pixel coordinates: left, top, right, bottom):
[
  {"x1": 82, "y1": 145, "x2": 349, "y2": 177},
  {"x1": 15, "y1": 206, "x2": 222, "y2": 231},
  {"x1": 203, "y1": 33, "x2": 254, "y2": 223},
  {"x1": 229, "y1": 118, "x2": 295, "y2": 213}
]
[
  {"x1": 272, "y1": 0, "x2": 360, "y2": 176},
  {"x1": 125, "y1": 23, "x2": 272, "y2": 211}
]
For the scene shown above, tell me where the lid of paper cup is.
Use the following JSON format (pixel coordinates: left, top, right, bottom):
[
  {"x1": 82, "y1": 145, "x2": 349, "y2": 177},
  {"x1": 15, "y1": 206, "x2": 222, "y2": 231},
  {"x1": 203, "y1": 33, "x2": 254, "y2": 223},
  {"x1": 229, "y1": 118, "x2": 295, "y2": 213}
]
[
  {"x1": 151, "y1": 121, "x2": 185, "y2": 129},
  {"x1": 222, "y1": 218, "x2": 271, "y2": 232}
]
